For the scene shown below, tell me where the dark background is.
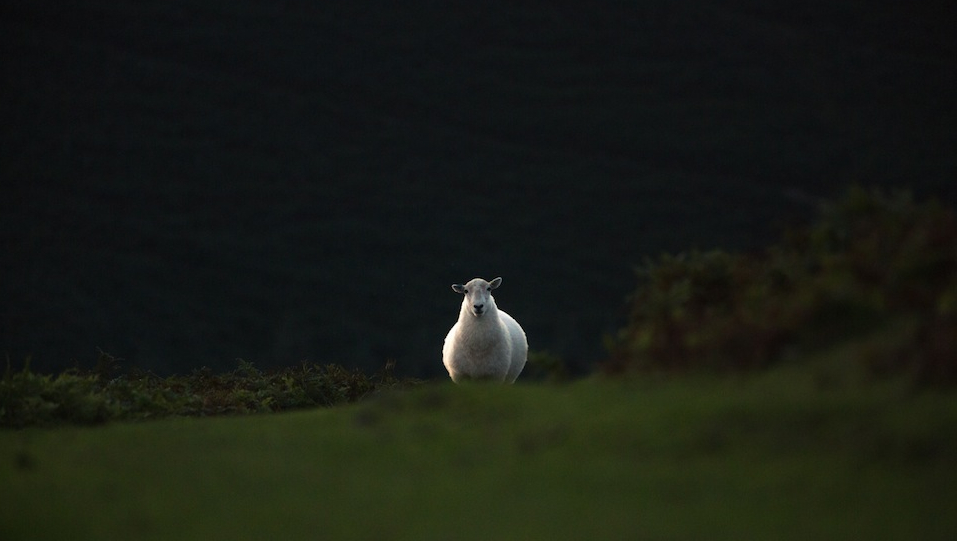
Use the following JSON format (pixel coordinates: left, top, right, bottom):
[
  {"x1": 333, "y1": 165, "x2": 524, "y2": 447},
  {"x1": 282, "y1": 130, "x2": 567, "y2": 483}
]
[{"x1": 2, "y1": 0, "x2": 955, "y2": 378}]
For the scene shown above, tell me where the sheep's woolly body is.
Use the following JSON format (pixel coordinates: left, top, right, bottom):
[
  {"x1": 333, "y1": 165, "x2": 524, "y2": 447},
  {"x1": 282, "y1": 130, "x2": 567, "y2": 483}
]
[{"x1": 442, "y1": 277, "x2": 527, "y2": 383}]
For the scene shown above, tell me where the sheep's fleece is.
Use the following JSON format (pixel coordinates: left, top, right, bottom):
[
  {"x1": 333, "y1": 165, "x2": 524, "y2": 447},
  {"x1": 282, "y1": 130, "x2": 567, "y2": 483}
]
[{"x1": 442, "y1": 277, "x2": 527, "y2": 383}]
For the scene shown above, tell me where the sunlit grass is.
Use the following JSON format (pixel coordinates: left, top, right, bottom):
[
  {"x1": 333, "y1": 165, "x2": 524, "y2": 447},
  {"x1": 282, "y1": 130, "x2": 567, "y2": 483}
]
[{"x1": 2, "y1": 370, "x2": 955, "y2": 540}]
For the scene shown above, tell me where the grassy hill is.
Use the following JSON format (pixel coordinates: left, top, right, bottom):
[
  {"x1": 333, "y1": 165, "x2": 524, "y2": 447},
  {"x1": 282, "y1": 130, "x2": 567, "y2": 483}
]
[
  {"x1": 3, "y1": 367, "x2": 956, "y2": 540},
  {"x1": 2, "y1": 0, "x2": 956, "y2": 377}
]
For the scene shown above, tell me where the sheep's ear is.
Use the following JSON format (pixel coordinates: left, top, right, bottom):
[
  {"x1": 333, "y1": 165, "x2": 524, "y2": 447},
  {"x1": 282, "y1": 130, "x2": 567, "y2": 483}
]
[
  {"x1": 452, "y1": 284, "x2": 466, "y2": 294},
  {"x1": 489, "y1": 277, "x2": 502, "y2": 289}
]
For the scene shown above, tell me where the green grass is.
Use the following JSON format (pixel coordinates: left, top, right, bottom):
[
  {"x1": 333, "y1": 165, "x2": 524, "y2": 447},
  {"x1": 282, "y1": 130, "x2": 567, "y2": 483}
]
[{"x1": 3, "y1": 366, "x2": 956, "y2": 540}]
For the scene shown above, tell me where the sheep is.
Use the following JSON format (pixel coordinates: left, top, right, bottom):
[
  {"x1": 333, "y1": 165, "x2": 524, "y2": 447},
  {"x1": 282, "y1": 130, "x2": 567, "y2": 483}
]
[{"x1": 442, "y1": 276, "x2": 528, "y2": 383}]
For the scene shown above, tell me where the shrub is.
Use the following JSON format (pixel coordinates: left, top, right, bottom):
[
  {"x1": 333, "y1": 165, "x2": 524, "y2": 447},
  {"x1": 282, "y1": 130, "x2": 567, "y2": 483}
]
[
  {"x1": 1, "y1": 358, "x2": 417, "y2": 428},
  {"x1": 605, "y1": 186, "x2": 957, "y2": 386}
]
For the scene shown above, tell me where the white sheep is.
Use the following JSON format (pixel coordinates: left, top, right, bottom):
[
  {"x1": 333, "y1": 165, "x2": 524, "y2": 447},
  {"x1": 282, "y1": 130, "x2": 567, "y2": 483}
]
[{"x1": 442, "y1": 276, "x2": 528, "y2": 383}]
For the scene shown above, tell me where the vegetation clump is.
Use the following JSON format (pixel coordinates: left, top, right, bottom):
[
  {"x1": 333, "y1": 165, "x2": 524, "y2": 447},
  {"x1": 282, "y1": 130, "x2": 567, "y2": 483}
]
[
  {"x1": 1, "y1": 354, "x2": 416, "y2": 428},
  {"x1": 605, "y1": 186, "x2": 957, "y2": 386}
]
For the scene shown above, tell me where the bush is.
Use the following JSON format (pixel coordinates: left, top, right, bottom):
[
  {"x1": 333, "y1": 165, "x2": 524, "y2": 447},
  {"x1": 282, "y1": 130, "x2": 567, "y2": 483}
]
[
  {"x1": 605, "y1": 186, "x2": 957, "y2": 386},
  {"x1": 1, "y1": 358, "x2": 418, "y2": 428}
]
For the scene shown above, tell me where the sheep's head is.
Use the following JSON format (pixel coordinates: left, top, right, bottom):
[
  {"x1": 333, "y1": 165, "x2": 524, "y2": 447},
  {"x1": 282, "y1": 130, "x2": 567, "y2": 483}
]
[{"x1": 452, "y1": 277, "x2": 502, "y2": 318}]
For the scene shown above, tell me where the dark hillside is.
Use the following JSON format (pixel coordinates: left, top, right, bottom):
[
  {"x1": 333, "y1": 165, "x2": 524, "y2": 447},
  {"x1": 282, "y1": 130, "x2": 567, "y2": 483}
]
[{"x1": 2, "y1": 1, "x2": 955, "y2": 376}]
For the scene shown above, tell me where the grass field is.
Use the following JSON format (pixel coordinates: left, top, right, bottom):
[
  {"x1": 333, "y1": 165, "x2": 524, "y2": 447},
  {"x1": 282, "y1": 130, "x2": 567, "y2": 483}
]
[{"x1": 3, "y1": 363, "x2": 955, "y2": 540}]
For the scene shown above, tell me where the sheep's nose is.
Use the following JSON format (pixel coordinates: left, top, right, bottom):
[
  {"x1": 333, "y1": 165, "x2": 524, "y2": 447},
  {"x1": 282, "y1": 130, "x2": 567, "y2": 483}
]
[{"x1": 473, "y1": 304, "x2": 484, "y2": 312}]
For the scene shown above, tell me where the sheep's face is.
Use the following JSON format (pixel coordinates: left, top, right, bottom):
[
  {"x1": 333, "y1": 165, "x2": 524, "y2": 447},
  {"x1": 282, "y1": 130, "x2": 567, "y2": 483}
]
[{"x1": 452, "y1": 277, "x2": 502, "y2": 318}]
